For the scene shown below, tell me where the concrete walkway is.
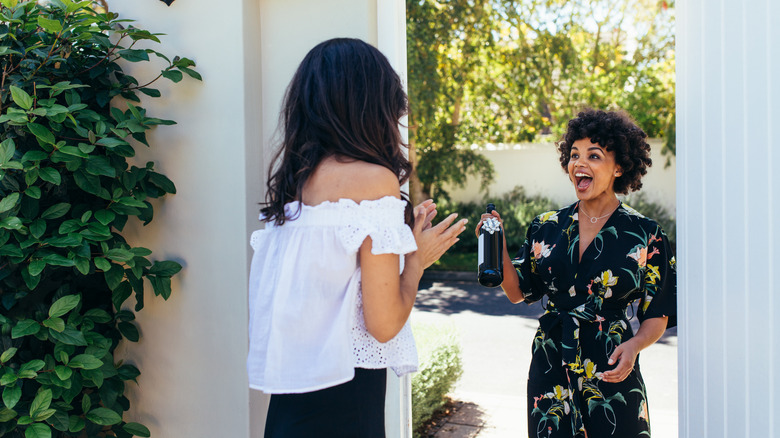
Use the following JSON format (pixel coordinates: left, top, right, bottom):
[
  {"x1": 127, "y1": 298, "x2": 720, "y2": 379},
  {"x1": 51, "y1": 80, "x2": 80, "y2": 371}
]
[{"x1": 412, "y1": 276, "x2": 678, "y2": 437}]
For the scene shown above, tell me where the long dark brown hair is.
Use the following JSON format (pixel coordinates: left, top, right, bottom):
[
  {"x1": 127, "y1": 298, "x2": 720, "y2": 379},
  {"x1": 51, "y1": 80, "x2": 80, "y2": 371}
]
[{"x1": 261, "y1": 38, "x2": 412, "y2": 225}]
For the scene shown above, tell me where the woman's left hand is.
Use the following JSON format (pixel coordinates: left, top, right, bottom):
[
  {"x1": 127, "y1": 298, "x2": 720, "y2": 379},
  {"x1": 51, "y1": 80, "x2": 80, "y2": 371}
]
[{"x1": 601, "y1": 339, "x2": 640, "y2": 383}]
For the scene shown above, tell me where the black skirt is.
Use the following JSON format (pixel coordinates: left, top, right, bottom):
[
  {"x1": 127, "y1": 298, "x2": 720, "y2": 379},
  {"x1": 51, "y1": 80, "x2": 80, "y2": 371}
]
[{"x1": 264, "y1": 368, "x2": 387, "y2": 438}]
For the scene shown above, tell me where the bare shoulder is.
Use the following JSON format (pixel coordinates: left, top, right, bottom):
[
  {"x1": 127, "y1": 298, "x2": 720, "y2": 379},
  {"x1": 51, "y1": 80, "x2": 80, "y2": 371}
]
[{"x1": 303, "y1": 158, "x2": 401, "y2": 205}]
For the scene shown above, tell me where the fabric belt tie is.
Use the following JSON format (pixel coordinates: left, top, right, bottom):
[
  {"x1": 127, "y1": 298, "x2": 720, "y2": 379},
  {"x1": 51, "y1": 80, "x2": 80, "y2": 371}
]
[{"x1": 538, "y1": 301, "x2": 628, "y2": 436}]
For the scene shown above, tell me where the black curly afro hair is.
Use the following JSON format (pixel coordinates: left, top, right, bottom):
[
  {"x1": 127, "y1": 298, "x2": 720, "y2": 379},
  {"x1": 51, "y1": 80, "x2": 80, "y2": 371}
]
[{"x1": 557, "y1": 108, "x2": 652, "y2": 194}]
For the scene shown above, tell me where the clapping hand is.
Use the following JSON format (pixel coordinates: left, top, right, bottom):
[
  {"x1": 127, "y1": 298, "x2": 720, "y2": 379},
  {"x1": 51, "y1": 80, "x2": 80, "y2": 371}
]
[{"x1": 411, "y1": 200, "x2": 467, "y2": 270}]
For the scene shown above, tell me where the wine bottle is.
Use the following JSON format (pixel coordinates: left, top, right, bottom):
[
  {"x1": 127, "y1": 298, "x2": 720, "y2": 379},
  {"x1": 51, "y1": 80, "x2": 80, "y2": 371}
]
[{"x1": 477, "y1": 203, "x2": 503, "y2": 287}]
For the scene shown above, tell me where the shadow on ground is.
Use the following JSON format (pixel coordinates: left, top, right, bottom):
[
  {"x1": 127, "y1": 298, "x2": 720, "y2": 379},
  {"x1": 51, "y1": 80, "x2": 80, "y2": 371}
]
[
  {"x1": 420, "y1": 400, "x2": 487, "y2": 438},
  {"x1": 416, "y1": 279, "x2": 677, "y2": 344}
]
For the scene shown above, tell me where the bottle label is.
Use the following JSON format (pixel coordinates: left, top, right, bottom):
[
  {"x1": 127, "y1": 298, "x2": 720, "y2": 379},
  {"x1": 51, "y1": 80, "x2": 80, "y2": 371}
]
[{"x1": 478, "y1": 234, "x2": 484, "y2": 265}]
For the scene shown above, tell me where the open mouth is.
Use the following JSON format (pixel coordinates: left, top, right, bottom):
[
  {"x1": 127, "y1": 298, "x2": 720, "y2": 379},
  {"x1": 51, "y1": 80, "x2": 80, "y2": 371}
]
[{"x1": 574, "y1": 172, "x2": 592, "y2": 190}]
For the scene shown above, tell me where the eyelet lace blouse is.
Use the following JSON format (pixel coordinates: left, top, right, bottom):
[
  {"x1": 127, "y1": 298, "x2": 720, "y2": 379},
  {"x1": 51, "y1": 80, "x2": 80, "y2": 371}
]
[{"x1": 246, "y1": 196, "x2": 419, "y2": 394}]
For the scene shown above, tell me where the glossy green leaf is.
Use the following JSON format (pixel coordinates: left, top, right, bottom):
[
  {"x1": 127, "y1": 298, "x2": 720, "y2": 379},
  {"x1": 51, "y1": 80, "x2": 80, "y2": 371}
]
[
  {"x1": 0, "y1": 192, "x2": 20, "y2": 213},
  {"x1": 2, "y1": 384, "x2": 21, "y2": 409},
  {"x1": 37, "y1": 15, "x2": 63, "y2": 33},
  {"x1": 149, "y1": 260, "x2": 182, "y2": 276},
  {"x1": 54, "y1": 365, "x2": 72, "y2": 381},
  {"x1": 149, "y1": 275, "x2": 172, "y2": 299},
  {"x1": 27, "y1": 123, "x2": 56, "y2": 145},
  {"x1": 19, "y1": 360, "x2": 45, "y2": 374},
  {"x1": 86, "y1": 407, "x2": 121, "y2": 426},
  {"x1": 42, "y1": 317, "x2": 64, "y2": 332},
  {"x1": 94, "y1": 209, "x2": 115, "y2": 225},
  {"x1": 68, "y1": 354, "x2": 102, "y2": 370},
  {"x1": 68, "y1": 415, "x2": 85, "y2": 433},
  {"x1": 40, "y1": 203, "x2": 70, "y2": 220},
  {"x1": 0, "y1": 407, "x2": 17, "y2": 422},
  {"x1": 123, "y1": 422, "x2": 151, "y2": 437},
  {"x1": 24, "y1": 422, "x2": 51, "y2": 438},
  {"x1": 25, "y1": 186, "x2": 42, "y2": 199},
  {"x1": 29, "y1": 389, "x2": 52, "y2": 418},
  {"x1": 0, "y1": 347, "x2": 18, "y2": 363},
  {"x1": 0, "y1": 217, "x2": 22, "y2": 230},
  {"x1": 0, "y1": 373, "x2": 17, "y2": 386},
  {"x1": 9, "y1": 86, "x2": 33, "y2": 110},
  {"x1": 161, "y1": 69, "x2": 183, "y2": 83},
  {"x1": 38, "y1": 167, "x2": 61, "y2": 185},
  {"x1": 28, "y1": 260, "x2": 45, "y2": 277},
  {"x1": 118, "y1": 322, "x2": 139, "y2": 342},
  {"x1": 48, "y1": 327, "x2": 87, "y2": 346},
  {"x1": 12, "y1": 320, "x2": 40, "y2": 339},
  {"x1": 94, "y1": 257, "x2": 111, "y2": 271},
  {"x1": 49, "y1": 295, "x2": 80, "y2": 318},
  {"x1": 118, "y1": 49, "x2": 149, "y2": 62}
]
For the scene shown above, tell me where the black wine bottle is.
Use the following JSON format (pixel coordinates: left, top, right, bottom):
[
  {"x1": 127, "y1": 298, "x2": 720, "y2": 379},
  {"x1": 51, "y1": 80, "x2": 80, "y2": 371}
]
[{"x1": 477, "y1": 203, "x2": 503, "y2": 287}]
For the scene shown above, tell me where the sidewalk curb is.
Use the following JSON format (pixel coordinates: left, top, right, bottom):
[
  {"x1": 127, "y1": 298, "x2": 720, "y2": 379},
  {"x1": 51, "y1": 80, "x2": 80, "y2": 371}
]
[{"x1": 422, "y1": 270, "x2": 476, "y2": 282}]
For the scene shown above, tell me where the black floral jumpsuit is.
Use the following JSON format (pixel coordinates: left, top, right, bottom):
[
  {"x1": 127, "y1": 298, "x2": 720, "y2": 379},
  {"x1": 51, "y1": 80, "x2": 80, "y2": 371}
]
[{"x1": 513, "y1": 202, "x2": 677, "y2": 438}]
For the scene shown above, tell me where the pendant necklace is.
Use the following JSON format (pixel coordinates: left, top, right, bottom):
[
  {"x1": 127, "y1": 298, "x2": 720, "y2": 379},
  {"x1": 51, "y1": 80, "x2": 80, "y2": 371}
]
[{"x1": 580, "y1": 201, "x2": 620, "y2": 224}]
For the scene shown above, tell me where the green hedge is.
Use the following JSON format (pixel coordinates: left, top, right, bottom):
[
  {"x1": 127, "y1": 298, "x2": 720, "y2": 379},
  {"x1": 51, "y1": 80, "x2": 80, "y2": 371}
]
[
  {"x1": 411, "y1": 322, "x2": 463, "y2": 436},
  {"x1": 434, "y1": 187, "x2": 676, "y2": 261}
]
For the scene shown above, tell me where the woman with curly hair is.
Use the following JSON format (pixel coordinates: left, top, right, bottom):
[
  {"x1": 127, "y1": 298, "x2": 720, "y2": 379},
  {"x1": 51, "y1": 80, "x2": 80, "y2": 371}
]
[
  {"x1": 247, "y1": 38, "x2": 468, "y2": 437},
  {"x1": 476, "y1": 109, "x2": 676, "y2": 437}
]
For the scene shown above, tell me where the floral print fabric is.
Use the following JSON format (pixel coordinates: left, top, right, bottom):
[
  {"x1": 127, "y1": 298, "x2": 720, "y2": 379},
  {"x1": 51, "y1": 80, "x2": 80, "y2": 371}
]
[{"x1": 513, "y1": 202, "x2": 676, "y2": 437}]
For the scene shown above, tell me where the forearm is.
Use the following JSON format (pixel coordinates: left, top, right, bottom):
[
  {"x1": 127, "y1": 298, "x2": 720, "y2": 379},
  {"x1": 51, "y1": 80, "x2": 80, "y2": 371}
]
[
  {"x1": 398, "y1": 253, "x2": 424, "y2": 314},
  {"x1": 361, "y1": 251, "x2": 423, "y2": 343},
  {"x1": 499, "y1": 242, "x2": 525, "y2": 303},
  {"x1": 629, "y1": 316, "x2": 668, "y2": 351}
]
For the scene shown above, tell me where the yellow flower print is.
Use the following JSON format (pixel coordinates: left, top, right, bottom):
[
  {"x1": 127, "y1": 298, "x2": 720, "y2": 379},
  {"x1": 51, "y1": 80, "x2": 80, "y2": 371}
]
[
  {"x1": 645, "y1": 265, "x2": 661, "y2": 284},
  {"x1": 583, "y1": 359, "x2": 603, "y2": 380},
  {"x1": 538, "y1": 211, "x2": 559, "y2": 223},
  {"x1": 594, "y1": 270, "x2": 618, "y2": 297},
  {"x1": 642, "y1": 295, "x2": 653, "y2": 312},
  {"x1": 553, "y1": 385, "x2": 570, "y2": 401}
]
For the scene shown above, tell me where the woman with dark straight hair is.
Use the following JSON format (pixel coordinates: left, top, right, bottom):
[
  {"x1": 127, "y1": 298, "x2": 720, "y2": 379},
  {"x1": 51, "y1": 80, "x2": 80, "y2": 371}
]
[{"x1": 247, "y1": 38, "x2": 468, "y2": 437}]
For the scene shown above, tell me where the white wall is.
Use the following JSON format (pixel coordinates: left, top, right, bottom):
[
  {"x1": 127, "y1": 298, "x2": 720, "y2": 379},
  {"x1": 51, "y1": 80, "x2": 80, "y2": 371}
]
[
  {"x1": 445, "y1": 139, "x2": 676, "y2": 215},
  {"x1": 108, "y1": 0, "x2": 407, "y2": 437},
  {"x1": 109, "y1": 0, "x2": 255, "y2": 437},
  {"x1": 677, "y1": 0, "x2": 779, "y2": 437}
]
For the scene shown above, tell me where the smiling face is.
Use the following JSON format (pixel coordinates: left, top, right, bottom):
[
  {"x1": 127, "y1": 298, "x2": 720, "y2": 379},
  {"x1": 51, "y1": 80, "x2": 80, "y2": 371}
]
[{"x1": 567, "y1": 138, "x2": 622, "y2": 203}]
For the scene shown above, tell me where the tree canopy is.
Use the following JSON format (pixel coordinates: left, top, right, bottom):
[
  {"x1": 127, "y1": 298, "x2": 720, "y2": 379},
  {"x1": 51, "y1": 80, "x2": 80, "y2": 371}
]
[{"x1": 406, "y1": 0, "x2": 675, "y2": 201}]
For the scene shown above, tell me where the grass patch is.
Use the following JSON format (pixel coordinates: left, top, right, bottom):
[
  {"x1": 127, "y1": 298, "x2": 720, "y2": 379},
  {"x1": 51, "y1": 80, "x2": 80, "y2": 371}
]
[{"x1": 429, "y1": 252, "x2": 476, "y2": 271}]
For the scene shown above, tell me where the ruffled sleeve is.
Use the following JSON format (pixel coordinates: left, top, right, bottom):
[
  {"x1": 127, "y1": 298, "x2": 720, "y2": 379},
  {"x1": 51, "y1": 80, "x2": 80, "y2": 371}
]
[
  {"x1": 338, "y1": 196, "x2": 417, "y2": 256},
  {"x1": 638, "y1": 224, "x2": 677, "y2": 328},
  {"x1": 511, "y1": 216, "x2": 546, "y2": 304}
]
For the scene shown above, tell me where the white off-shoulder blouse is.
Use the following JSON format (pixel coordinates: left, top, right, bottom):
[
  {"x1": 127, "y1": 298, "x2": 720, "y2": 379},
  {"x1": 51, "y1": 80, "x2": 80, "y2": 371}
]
[{"x1": 246, "y1": 196, "x2": 419, "y2": 394}]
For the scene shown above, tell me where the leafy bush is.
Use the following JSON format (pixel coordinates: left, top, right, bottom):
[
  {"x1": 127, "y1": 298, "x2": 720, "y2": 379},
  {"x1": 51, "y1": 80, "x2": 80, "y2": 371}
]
[
  {"x1": 436, "y1": 188, "x2": 676, "y2": 267},
  {"x1": 411, "y1": 322, "x2": 463, "y2": 436},
  {"x1": 0, "y1": 1, "x2": 199, "y2": 437},
  {"x1": 436, "y1": 186, "x2": 558, "y2": 255}
]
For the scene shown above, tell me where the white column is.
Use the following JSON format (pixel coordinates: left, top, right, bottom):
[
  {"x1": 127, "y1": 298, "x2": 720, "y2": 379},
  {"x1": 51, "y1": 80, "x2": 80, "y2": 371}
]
[
  {"x1": 377, "y1": 1, "x2": 413, "y2": 437},
  {"x1": 677, "y1": 1, "x2": 778, "y2": 437}
]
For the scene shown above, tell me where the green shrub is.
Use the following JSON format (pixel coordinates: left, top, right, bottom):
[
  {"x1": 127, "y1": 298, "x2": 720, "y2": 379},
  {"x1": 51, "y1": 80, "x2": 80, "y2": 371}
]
[
  {"x1": 411, "y1": 322, "x2": 463, "y2": 436},
  {"x1": 435, "y1": 186, "x2": 558, "y2": 255},
  {"x1": 0, "y1": 1, "x2": 199, "y2": 436},
  {"x1": 432, "y1": 189, "x2": 676, "y2": 271}
]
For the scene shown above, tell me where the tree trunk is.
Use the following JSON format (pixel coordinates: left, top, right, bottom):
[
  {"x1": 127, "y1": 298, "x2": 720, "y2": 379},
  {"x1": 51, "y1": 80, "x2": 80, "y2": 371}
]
[{"x1": 407, "y1": 136, "x2": 427, "y2": 204}]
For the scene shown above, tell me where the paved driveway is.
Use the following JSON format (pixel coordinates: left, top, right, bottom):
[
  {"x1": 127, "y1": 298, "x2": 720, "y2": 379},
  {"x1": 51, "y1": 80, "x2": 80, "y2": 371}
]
[{"x1": 412, "y1": 277, "x2": 678, "y2": 437}]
